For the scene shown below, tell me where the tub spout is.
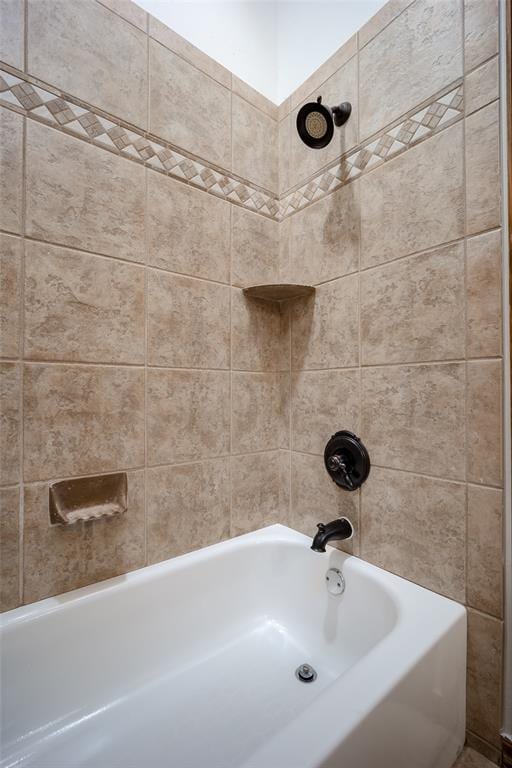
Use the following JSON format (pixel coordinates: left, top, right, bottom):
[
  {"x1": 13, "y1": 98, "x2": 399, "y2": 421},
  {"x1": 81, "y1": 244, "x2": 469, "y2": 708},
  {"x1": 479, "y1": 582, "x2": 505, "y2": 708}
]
[{"x1": 311, "y1": 518, "x2": 353, "y2": 552}]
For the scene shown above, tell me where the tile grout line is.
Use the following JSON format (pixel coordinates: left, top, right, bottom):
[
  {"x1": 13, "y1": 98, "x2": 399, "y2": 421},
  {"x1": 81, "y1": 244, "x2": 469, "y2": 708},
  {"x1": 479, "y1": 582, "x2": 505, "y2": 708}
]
[
  {"x1": 17, "y1": 0, "x2": 28, "y2": 602},
  {"x1": 23, "y1": 0, "x2": 27, "y2": 74},
  {"x1": 0, "y1": 231, "x2": 235, "y2": 285},
  {"x1": 143, "y1": 18, "x2": 151, "y2": 567},
  {"x1": 143, "y1": 174, "x2": 149, "y2": 567},
  {"x1": 356, "y1": 36, "x2": 362, "y2": 554},
  {"x1": 356, "y1": 61, "x2": 363, "y2": 554},
  {"x1": 0, "y1": 222, "x2": 502, "y2": 298},
  {"x1": 21, "y1": 449, "x2": 285, "y2": 487},
  {"x1": 289, "y1": 449, "x2": 505, "y2": 492},
  {"x1": 17, "y1": 103, "x2": 27, "y2": 607},
  {"x1": 496, "y1": 0, "x2": 506, "y2": 718},
  {"x1": 2, "y1": 356, "x2": 503, "y2": 371}
]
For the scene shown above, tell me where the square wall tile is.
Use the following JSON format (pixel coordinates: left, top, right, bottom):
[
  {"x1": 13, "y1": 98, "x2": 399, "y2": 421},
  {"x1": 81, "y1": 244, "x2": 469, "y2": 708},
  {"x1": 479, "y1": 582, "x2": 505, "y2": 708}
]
[
  {"x1": 147, "y1": 171, "x2": 230, "y2": 283},
  {"x1": 291, "y1": 275, "x2": 359, "y2": 370},
  {"x1": 0, "y1": 363, "x2": 20, "y2": 486},
  {"x1": 291, "y1": 369, "x2": 359, "y2": 455},
  {"x1": 148, "y1": 271, "x2": 230, "y2": 369},
  {"x1": 289, "y1": 55, "x2": 358, "y2": 189},
  {"x1": 231, "y1": 207, "x2": 279, "y2": 288},
  {"x1": 231, "y1": 289, "x2": 287, "y2": 372},
  {"x1": 0, "y1": 108, "x2": 23, "y2": 235},
  {"x1": 24, "y1": 364, "x2": 145, "y2": 481},
  {"x1": 231, "y1": 451, "x2": 283, "y2": 536},
  {"x1": 288, "y1": 182, "x2": 360, "y2": 285},
  {"x1": 466, "y1": 230, "x2": 502, "y2": 358},
  {"x1": 28, "y1": 0, "x2": 148, "y2": 128},
  {"x1": 467, "y1": 609, "x2": 503, "y2": 747},
  {"x1": 467, "y1": 485, "x2": 503, "y2": 618},
  {"x1": 361, "y1": 242, "x2": 465, "y2": 365},
  {"x1": 232, "y1": 94, "x2": 278, "y2": 192},
  {"x1": 0, "y1": 486, "x2": 20, "y2": 612},
  {"x1": 362, "y1": 363, "x2": 466, "y2": 479},
  {"x1": 464, "y1": 0, "x2": 499, "y2": 72},
  {"x1": 359, "y1": 0, "x2": 462, "y2": 140},
  {"x1": 360, "y1": 122, "x2": 464, "y2": 268},
  {"x1": 466, "y1": 101, "x2": 501, "y2": 236},
  {"x1": 23, "y1": 470, "x2": 145, "y2": 603},
  {"x1": 149, "y1": 40, "x2": 231, "y2": 169},
  {"x1": 361, "y1": 467, "x2": 466, "y2": 601},
  {"x1": 24, "y1": 242, "x2": 145, "y2": 364},
  {"x1": 26, "y1": 121, "x2": 145, "y2": 262},
  {"x1": 147, "y1": 459, "x2": 230, "y2": 564},
  {"x1": 0, "y1": 234, "x2": 22, "y2": 359},
  {"x1": 0, "y1": 0, "x2": 24, "y2": 69},
  {"x1": 232, "y1": 372, "x2": 281, "y2": 453},
  {"x1": 147, "y1": 369, "x2": 230, "y2": 465},
  {"x1": 467, "y1": 360, "x2": 502, "y2": 487},
  {"x1": 290, "y1": 451, "x2": 360, "y2": 555}
]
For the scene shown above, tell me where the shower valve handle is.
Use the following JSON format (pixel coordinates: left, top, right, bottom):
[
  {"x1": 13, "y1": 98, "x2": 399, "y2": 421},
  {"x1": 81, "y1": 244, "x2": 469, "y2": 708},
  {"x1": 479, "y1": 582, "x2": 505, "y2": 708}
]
[{"x1": 327, "y1": 454, "x2": 354, "y2": 489}]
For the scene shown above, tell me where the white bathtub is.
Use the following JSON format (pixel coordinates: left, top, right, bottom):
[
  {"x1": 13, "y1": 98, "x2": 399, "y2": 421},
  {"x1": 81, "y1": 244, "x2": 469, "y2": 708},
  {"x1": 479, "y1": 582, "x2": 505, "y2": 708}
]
[{"x1": 0, "y1": 524, "x2": 466, "y2": 768}]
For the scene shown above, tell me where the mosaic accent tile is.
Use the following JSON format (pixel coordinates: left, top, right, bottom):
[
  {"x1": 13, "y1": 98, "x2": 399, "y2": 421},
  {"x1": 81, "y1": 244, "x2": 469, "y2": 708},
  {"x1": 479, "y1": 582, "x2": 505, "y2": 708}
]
[
  {"x1": 278, "y1": 84, "x2": 463, "y2": 219},
  {"x1": 0, "y1": 67, "x2": 463, "y2": 223},
  {"x1": 0, "y1": 67, "x2": 279, "y2": 220}
]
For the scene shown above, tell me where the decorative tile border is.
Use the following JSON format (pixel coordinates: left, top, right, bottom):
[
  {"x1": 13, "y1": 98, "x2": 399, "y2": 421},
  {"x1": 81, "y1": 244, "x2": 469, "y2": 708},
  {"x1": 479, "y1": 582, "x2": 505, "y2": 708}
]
[
  {"x1": 279, "y1": 84, "x2": 463, "y2": 218},
  {"x1": 0, "y1": 68, "x2": 280, "y2": 220},
  {"x1": 0, "y1": 66, "x2": 463, "y2": 222}
]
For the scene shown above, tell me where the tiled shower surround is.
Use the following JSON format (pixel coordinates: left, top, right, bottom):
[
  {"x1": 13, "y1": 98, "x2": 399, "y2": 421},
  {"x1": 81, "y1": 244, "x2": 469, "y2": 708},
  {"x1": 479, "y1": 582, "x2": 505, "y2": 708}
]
[{"x1": 0, "y1": 0, "x2": 505, "y2": 760}]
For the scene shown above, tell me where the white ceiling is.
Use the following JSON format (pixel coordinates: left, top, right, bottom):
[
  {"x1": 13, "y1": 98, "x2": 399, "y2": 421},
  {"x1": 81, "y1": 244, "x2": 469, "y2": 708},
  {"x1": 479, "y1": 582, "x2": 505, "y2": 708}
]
[{"x1": 135, "y1": 0, "x2": 387, "y2": 104}]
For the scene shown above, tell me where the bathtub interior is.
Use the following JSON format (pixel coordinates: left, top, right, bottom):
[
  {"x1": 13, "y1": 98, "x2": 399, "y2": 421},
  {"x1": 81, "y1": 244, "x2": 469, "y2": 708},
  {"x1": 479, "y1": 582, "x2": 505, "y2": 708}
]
[{"x1": 0, "y1": 530, "x2": 399, "y2": 768}]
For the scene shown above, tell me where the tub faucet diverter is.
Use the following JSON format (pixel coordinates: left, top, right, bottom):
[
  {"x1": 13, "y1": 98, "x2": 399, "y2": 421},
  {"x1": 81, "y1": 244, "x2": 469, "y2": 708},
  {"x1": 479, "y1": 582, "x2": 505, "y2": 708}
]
[
  {"x1": 311, "y1": 430, "x2": 371, "y2": 553},
  {"x1": 311, "y1": 518, "x2": 353, "y2": 552}
]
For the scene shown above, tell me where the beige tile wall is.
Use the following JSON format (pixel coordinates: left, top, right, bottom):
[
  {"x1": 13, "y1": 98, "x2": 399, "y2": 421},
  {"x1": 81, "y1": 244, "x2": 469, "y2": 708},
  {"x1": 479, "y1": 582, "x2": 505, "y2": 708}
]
[
  {"x1": 278, "y1": 0, "x2": 504, "y2": 759},
  {"x1": 0, "y1": 0, "x2": 505, "y2": 761},
  {"x1": 0, "y1": 0, "x2": 283, "y2": 618}
]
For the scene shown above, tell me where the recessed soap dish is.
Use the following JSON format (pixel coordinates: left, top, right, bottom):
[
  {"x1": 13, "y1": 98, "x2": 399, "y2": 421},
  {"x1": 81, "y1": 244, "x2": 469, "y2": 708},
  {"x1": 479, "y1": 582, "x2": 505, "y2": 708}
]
[{"x1": 49, "y1": 473, "x2": 127, "y2": 525}]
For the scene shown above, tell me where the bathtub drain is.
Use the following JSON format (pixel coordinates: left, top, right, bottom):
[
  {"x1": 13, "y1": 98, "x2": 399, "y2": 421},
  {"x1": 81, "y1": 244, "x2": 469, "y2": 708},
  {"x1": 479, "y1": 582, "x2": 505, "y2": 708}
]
[{"x1": 295, "y1": 663, "x2": 317, "y2": 683}]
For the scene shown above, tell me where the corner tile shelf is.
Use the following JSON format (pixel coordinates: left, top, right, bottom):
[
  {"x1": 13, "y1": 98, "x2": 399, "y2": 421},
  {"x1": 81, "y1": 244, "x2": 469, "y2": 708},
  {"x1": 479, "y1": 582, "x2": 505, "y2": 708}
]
[{"x1": 243, "y1": 284, "x2": 315, "y2": 302}]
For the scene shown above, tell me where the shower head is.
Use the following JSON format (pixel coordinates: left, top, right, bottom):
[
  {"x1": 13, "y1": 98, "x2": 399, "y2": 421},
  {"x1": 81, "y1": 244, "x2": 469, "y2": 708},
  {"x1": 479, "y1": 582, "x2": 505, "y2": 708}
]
[{"x1": 296, "y1": 96, "x2": 351, "y2": 149}]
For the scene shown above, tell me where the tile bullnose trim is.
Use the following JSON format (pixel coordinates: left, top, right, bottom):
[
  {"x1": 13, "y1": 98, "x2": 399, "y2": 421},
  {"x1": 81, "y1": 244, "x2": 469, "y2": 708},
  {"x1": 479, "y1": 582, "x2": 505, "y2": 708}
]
[{"x1": 0, "y1": 63, "x2": 464, "y2": 223}]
